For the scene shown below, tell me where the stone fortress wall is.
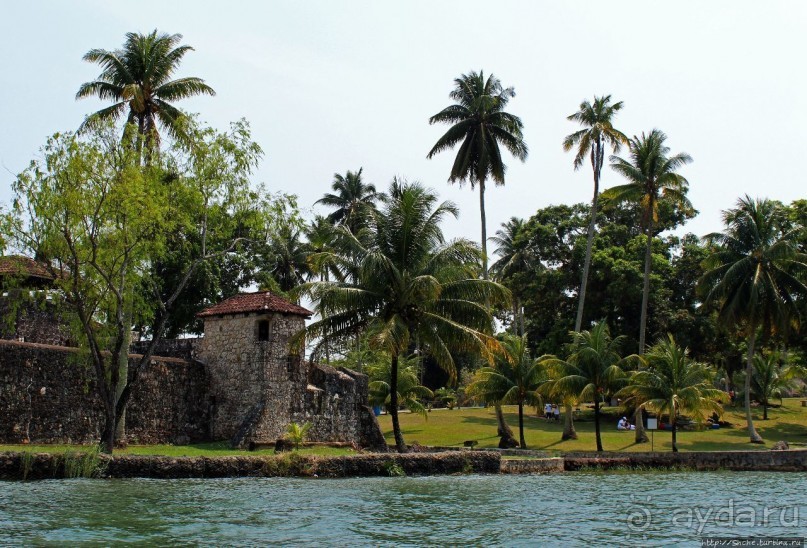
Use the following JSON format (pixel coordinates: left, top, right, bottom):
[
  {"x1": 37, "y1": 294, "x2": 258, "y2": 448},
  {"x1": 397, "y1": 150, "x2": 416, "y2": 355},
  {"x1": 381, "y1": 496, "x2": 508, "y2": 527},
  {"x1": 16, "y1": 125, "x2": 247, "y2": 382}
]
[
  {"x1": 0, "y1": 340, "x2": 209, "y2": 445},
  {"x1": 0, "y1": 296, "x2": 386, "y2": 450}
]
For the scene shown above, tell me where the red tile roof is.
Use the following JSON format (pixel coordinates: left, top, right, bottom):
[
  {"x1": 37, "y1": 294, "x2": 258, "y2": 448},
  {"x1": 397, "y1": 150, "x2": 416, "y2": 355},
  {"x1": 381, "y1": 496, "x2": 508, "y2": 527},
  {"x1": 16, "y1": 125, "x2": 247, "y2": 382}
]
[
  {"x1": 0, "y1": 256, "x2": 56, "y2": 280},
  {"x1": 197, "y1": 291, "x2": 312, "y2": 318}
]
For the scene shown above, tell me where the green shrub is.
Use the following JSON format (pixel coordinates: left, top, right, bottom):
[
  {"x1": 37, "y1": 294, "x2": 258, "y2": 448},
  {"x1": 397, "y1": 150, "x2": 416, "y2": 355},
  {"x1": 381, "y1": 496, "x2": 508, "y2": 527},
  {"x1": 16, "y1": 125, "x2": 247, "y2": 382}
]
[
  {"x1": 383, "y1": 460, "x2": 406, "y2": 477},
  {"x1": 285, "y1": 422, "x2": 312, "y2": 450}
]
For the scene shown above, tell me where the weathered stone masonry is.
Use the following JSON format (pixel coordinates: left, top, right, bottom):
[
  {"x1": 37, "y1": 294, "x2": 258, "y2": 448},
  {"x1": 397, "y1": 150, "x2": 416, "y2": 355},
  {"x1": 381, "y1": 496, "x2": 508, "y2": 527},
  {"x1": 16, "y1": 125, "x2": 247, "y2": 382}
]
[
  {"x1": 0, "y1": 340, "x2": 208, "y2": 445},
  {"x1": 195, "y1": 293, "x2": 385, "y2": 449},
  {"x1": 0, "y1": 291, "x2": 386, "y2": 450}
]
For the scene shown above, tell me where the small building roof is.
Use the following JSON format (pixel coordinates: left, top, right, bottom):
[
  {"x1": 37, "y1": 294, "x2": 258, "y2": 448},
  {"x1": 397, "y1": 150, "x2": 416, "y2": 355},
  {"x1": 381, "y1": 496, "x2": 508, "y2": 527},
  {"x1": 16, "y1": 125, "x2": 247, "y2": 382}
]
[
  {"x1": 197, "y1": 291, "x2": 312, "y2": 319},
  {"x1": 0, "y1": 255, "x2": 56, "y2": 282}
]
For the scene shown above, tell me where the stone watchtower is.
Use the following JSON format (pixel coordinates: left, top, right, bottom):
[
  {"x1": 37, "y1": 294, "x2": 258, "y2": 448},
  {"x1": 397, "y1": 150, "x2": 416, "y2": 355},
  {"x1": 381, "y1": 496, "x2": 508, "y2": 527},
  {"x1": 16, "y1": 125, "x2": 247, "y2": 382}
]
[{"x1": 197, "y1": 291, "x2": 313, "y2": 445}]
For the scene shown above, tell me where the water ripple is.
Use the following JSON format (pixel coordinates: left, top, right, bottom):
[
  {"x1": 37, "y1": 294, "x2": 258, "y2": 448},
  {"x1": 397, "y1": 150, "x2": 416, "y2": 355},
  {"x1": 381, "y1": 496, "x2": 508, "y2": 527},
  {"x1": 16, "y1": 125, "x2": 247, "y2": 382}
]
[{"x1": 1, "y1": 472, "x2": 805, "y2": 546}]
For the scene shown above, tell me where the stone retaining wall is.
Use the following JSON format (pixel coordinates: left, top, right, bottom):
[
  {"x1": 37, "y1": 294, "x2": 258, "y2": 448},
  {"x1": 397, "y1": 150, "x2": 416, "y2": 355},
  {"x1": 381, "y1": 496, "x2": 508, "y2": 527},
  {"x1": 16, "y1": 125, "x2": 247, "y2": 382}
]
[
  {"x1": 562, "y1": 450, "x2": 807, "y2": 471},
  {"x1": 500, "y1": 458, "x2": 564, "y2": 474},
  {"x1": 0, "y1": 340, "x2": 208, "y2": 445},
  {"x1": 2, "y1": 449, "x2": 806, "y2": 480},
  {"x1": 0, "y1": 450, "x2": 501, "y2": 480}
]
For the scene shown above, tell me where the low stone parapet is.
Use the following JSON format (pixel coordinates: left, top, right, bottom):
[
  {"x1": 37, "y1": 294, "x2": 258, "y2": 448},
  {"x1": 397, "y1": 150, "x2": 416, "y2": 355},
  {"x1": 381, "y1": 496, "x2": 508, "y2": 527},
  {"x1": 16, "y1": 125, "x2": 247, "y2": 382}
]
[
  {"x1": 0, "y1": 450, "x2": 501, "y2": 480},
  {"x1": 500, "y1": 458, "x2": 564, "y2": 474},
  {"x1": 563, "y1": 449, "x2": 807, "y2": 472}
]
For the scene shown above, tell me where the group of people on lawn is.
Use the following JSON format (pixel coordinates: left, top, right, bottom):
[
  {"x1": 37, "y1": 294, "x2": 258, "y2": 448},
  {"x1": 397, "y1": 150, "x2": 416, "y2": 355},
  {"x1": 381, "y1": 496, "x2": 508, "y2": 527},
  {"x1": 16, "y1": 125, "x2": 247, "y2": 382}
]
[
  {"x1": 543, "y1": 403, "x2": 636, "y2": 431},
  {"x1": 543, "y1": 403, "x2": 561, "y2": 421}
]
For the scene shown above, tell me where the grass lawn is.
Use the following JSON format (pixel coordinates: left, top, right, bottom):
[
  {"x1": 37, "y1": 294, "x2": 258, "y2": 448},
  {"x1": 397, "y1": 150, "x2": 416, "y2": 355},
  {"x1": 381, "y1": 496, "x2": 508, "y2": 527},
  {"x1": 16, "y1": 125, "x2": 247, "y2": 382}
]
[
  {"x1": 377, "y1": 398, "x2": 807, "y2": 453},
  {"x1": 0, "y1": 441, "x2": 355, "y2": 457}
]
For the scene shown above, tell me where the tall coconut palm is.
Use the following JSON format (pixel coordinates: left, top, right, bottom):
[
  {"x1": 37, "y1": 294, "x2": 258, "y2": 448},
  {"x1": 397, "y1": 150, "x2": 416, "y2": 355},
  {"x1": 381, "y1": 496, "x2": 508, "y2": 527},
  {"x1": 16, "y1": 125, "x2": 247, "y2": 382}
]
[
  {"x1": 427, "y1": 70, "x2": 528, "y2": 278},
  {"x1": 603, "y1": 129, "x2": 692, "y2": 354},
  {"x1": 563, "y1": 95, "x2": 628, "y2": 333},
  {"x1": 76, "y1": 30, "x2": 215, "y2": 153},
  {"x1": 542, "y1": 323, "x2": 629, "y2": 452},
  {"x1": 467, "y1": 334, "x2": 546, "y2": 449},
  {"x1": 620, "y1": 335, "x2": 726, "y2": 452},
  {"x1": 700, "y1": 196, "x2": 807, "y2": 442},
  {"x1": 315, "y1": 168, "x2": 383, "y2": 234},
  {"x1": 300, "y1": 179, "x2": 509, "y2": 452}
]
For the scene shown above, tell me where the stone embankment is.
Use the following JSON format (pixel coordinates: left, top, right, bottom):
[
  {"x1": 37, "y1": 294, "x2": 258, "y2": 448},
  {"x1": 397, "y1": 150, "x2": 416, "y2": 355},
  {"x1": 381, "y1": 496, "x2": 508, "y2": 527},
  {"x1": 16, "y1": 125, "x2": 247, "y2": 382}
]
[
  {"x1": 2, "y1": 449, "x2": 805, "y2": 480},
  {"x1": 0, "y1": 450, "x2": 501, "y2": 480},
  {"x1": 562, "y1": 449, "x2": 807, "y2": 472}
]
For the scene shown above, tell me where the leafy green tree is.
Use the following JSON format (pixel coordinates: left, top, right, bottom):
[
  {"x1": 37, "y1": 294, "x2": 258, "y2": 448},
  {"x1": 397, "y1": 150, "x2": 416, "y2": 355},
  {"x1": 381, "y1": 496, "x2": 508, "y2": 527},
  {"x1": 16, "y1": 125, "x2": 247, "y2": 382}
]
[
  {"x1": 700, "y1": 196, "x2": 807, "y2": 443},
  {"x1": 367, "y1": 356, "x2": 434, "y2": 418},
  {"x1": 428, "y1": 70, "x2": 528, "y2": 277},
  {"x1": 315, "y1": 168, "x2": 383, "y2": 234},
  {"x1": 6, "y1": 121, "x2": 269, "y2": 452},
  {"x1": 563, "y1": 95, "x2": 628, "y2": 332},
  {"x1": 619, "y1": 335, "x2": 726, "y2": 452},
  {"x1": 149, "y1": 119, "x2": 290, "y2": 337},
  {"x1": 603, "y1": 129, "x2": 693, "y2": 354},
  {"x1": 300, "y1": 179, "x2": 509, "y2": 452},
  {"x1": 77, "y1": 30, "x2": 215, "y2": 154},
  {"x1": 542, "y1": 323, "x2": 629, "y2": 452},
  {"x1": 467, "y1": 334, "x2": 545, "y2": 448}
]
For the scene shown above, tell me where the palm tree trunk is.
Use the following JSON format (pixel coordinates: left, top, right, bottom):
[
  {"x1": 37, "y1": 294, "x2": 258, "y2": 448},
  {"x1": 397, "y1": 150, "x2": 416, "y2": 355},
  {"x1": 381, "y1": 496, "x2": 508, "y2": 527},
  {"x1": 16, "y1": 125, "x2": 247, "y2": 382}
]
[
  {"x1": 495, "y1": 404, "x2": 517, "y2": 446},
  {"x1": 389, "y1": 353, "x2": 406, "y2": 452},
  {"x1": 479, "y1": 174, "x2": 515, "y2": 446},
  {"x1": 575, "y1": 141, "x2": 602, "y2": 333},
  {"x1": 745, "y1": 329, "x2": 764, "y2": 443},
  {"x1": 763, "y1": 402, "x2": 768, "y2": 420},
  {"x1": 634, "y1": 407, "x2": 649, "y2": 443},
  {"x1": 479, "y1": 179, "x2": 488, "y2": 279},
  {"x1": 671, "y1": 418, "x2": 678, "y2": 452},
  {"x1": 519, "y1": 299, "x2": 525, "y2": 336},
  {"x1": 518, "y1": 402, "x2": 526, "y2": 449},
  {"x1": 639, "y1": 218, "x2": 654, "y2": 354},
  {"x1": 594, "y1": 399, "x2": 603, "y2": 452},
  {"x1": 562, "y1": 403, "x2": 578, "y2": 440},
  {"x1": 355, "y1": 332, "x2": 361, "y2": 372},
  {"x1": 636, "y1": 220, "x2": 652, "y2": 446}
]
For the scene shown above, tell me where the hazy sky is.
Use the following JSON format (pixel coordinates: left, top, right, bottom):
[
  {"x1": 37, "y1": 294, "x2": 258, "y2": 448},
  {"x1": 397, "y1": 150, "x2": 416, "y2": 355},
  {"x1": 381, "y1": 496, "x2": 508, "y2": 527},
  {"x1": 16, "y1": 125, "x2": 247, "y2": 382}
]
[{"x1": 2, "y1": 1, "x2": 806, "y2": 246}]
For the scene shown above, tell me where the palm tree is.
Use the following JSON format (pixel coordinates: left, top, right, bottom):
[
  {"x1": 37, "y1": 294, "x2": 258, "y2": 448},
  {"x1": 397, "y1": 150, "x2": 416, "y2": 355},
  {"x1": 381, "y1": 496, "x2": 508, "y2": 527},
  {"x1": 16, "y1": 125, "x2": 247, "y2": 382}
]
[
  {"x1": 619, "y1": 335, "x2": 726, "y2": 452},
  {"x1": 542, "y1": 323, "x2": 629, "y2": 452},
  {"x1": 76, "y1": 30, "x2": 215, "y2": 153},
  {"x1": 315, "y1": 168, "x2": 383, "y2": 234},
  {"x1": 367, "y1": 356, "x2": 434, "y2": 418},
  {"x1": 489, "y1": 217, "x2": 534, "y2": 335},
  {"x1": 427, "y1": 71, "x2": 528, "y2": 278},
  {"x1": 300, "y1": 179, "x2": 509, "y2": 452},
  {"x1": 263, "y1": 222, "x2": 312, "y2": 297},
  {"x1": 742, "y1": 353, "x2": 800, "y2": 420},
  {"x1": 563, "y1": 95, "x2": 628, "y2": 333},
  {"x1": 700, "y1": 196, "x2": 807, "y2": 442},
  {"x1": 467, "y1": 334, "x2": 545, "y2": 448},
  {"x1": 603, "y1": 129, "x2": 692, "y2": 354}
]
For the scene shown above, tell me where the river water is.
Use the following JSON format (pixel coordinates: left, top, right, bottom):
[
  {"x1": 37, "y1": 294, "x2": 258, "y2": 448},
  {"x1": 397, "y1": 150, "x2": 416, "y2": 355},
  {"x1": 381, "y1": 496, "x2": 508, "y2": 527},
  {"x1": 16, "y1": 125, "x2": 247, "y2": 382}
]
[{"x1": 1, "y1": 471, "x2": 805, "y2": 546}]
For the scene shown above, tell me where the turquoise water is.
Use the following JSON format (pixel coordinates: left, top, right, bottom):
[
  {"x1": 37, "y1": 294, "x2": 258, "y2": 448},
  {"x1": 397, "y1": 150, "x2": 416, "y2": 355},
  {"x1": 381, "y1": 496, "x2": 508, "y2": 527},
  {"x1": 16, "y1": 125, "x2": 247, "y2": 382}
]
[{"x1": 1, "y1": 472, "x2": 805, "y2": 546}]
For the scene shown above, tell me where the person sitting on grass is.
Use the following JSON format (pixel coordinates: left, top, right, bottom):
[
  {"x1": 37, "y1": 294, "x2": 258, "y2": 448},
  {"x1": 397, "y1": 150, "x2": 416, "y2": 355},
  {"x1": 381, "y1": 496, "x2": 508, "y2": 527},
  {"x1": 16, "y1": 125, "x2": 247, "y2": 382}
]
[{"x1": 617, "y1": 416, "x2": 635, "y2": 430}]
